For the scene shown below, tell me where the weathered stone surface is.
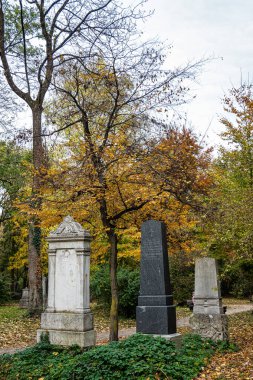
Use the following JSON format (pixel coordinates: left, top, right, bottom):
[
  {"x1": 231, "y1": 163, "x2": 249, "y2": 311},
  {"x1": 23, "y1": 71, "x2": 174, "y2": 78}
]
[
  {"x1": 19, "y1": 287, "x2": 29, "y2": 309},
  {"x1": 189, "y1": 314, "x2": 228, "y2": 341},
  {"x1": 46, "y1": 216, "x2": 91, "y2": 314},
  {"x1": 37, "y1": 216, "x2": 95, "y2": 347},
  {"x1": 41, "y1": 312, "x2": 93, "y2": 332},
  {"x1": 37, "y1": 329, "x2": 96, "y2": 348},
  {"x1": 193, "y1": 257, "x2": 223, "y2": 315},
  {"x1": 136, "y1": 220, "x2": 178, "y2": 337},
  {"x1": 190, "y1": 257, "x2": 228, "y2": 341},
  {"x1": 152, "y1": 333, "x2": 182, "y2": 348}
]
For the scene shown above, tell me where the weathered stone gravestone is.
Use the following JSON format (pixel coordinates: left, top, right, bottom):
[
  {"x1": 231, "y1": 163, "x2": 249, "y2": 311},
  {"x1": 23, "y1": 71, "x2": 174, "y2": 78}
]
[
  {"x1": 42, "y1": 276, "x2": 48, "y2": 310},
  {"x1": 136, "y1": 220, "x2": 180, "y2": 343},
  {"x1": 190, "y1": 257, "x2": 228, "y2": 341},
  {"x1": 37, "y1": 216, "x2": 96, "y2": 347},
  {"x1": 19, "y1": 287, "x2": 29, "y2": 308}
]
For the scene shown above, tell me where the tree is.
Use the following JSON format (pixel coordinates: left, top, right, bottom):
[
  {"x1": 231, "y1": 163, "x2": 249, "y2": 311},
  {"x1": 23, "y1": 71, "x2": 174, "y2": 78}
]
[
  {"x1": 35, "y1": 43, "x2": 208, "y2": 339},
  {"x1": 0, "y1": 0, "x2": 153, "y2": 313},
  {"x1": 207, "y1": 83, "x2": 253, "y2": 262},
  {"x1": 220, "y1": 84, "x2": 253, "y2": 187},
  {"x1": 143, "y1": 126, "x2": 212, "y2": 211},
  {"x1": 0, "y1": 141, "x2": 30, "y2": 222},
  {"x1": 0, "y1": 78, "x2": 20, "y2": 137},
  {"x1": 0, "y1": 141, "x2": 31, "y2": 296}
]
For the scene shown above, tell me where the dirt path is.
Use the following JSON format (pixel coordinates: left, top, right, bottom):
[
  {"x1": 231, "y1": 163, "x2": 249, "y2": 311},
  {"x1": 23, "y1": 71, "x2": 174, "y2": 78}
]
[
  {"x1": 96, "y1": 303, "x2": 253, "y2": 342},
  {"x1": 0, "y1": 303, "x2": 252, "y2": 355}
]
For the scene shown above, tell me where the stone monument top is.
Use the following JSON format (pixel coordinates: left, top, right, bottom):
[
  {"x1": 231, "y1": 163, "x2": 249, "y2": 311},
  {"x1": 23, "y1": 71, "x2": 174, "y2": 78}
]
[{"x1": 48, "y1": 215, "x2": 91, "y2": 241}]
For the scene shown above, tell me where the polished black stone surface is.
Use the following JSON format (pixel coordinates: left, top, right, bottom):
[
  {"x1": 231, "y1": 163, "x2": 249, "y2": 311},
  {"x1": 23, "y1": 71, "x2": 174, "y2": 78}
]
[
  {"x1": 136, "y1": 220, "x2": 176, "y2": 335},
  {"x1": 136, "y1": 305, "x2": 176, "y2": 334}
]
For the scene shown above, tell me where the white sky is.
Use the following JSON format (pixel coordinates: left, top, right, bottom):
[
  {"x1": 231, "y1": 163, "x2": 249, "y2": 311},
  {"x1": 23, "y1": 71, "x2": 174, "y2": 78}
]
[{"x1": 138, "y1": 0, "x2": 253, "y2": 149}]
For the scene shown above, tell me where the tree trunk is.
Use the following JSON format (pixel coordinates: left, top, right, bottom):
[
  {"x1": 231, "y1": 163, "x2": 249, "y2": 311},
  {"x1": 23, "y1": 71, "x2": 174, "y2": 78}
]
[
  {"x1": 108, "y1": 229, "x2": 119, "y2": 341},
  {"x1": 28, "y1": 105, "x2": 44, "y2": 314},
  {"x1": 28, "y1": 223, "x2": 42, "y2": 313}
]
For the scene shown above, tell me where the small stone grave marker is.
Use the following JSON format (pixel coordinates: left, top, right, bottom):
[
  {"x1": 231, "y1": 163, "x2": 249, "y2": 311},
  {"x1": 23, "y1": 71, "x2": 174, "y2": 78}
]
[
  {"x1": 190, "y1": 257, "x2": 228, "y2": 341},
  {"x1": 19, "y1": 287, "x2": 29, "y2": 309}
]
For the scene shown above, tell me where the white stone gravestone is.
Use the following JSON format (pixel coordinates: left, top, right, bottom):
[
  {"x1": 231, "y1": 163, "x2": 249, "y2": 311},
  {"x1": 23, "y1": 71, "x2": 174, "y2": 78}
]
[
  {"x1": 190, "y1": 257, "x2": 228, "y2": 341},
  {"x1": 19, "y1": 287, "x2": 29, "y2": 308},
  {"x1": 37, "y1": 216, "x2": 96, "y2": 347}
]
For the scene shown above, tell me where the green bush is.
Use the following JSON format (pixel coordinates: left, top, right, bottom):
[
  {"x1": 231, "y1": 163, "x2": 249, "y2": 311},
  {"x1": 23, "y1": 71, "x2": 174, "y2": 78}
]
[
  {"x1": 221, "y1": 259, "x2": 253, "y2": 298},
  {"x1": 0, "y1": 272, "x2": 11, "y2": 304},
  {"x1": 90, "y1": 265, "x2": 140, "y2": 317},
  {"x1": 170, "y1": 255, "x2": 194, "y2": 305},
  {"x1": 0, "y1": 333, "x2": 233, "y2": 380},
  {"x1": 90, "y1": 265, "x2": 111, "y2": 305}
]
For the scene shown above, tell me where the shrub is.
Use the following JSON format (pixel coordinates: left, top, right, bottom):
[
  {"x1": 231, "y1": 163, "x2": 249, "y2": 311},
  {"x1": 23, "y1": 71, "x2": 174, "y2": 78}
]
[
  {"x1": 0, "y1": 334, "x2": 231, "y2": 380},
  {"x1": 0, "y1": 272, "x2": 11, "y2": 304},
  {"x1": 221, "y1": 259, "x2": 253, "y2": 298},
  {"x1": 170, "y1": 255, "x2": 194, "y2": 305},
  {"x1": 90, "y1": 265, "x2": 140, "y2": 317},
  {"x1": 90, "y1": 265, "x2": 111, "y2": 305}
]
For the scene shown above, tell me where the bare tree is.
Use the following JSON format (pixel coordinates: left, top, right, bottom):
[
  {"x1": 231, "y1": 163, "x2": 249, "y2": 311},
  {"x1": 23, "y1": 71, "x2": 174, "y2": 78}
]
[{"x1": 0, "y1": 0, "x2": 149, "y2": 313}]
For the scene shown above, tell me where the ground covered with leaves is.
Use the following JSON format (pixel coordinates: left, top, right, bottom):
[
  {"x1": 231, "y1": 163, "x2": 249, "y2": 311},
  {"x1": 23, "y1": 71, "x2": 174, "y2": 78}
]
[
  {"x1": 195, "y1": 311, "x2": 253, "y2": 379},
  {"x1": 0, "y1": 303, "x2": 189, "y2": 350},
  {"x1": 0, "y1": 305, "x2": 40, "y2": 349}
]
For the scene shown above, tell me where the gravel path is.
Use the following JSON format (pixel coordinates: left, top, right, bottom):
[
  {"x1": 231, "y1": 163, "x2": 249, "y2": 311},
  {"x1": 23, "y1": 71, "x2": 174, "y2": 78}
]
[
  {"x1": 96, "y1": 303, "x2": 253, "y2": 342},
  {"x1": 0, "y1": 303, "x2": 252, "y2": 355}
]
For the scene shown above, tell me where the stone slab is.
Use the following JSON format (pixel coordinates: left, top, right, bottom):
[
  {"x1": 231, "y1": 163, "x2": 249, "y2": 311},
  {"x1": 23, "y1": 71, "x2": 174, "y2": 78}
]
[
  {"x1": 151, "y1": 333, "x2": 182, "y2": 348},
  {"x1": 41, "y1": 311, "x2": 93, "y2": 332},
  {"x1": 193, "y1": 257, "x2": 223, "y2": 315},
  {"x1": 195, "y1": 258, "x2": 220, "y2": 298},
  {"x1": 37, "y1": 329, "x2": 96, "y2": 347},
  {"x1": 136, "y1": 305, "x2": 176, "y2": 335},
  {"x1": 19, "y1": 288, "x2": 29, "y2": 309},
  {"x1": 189, "y1": 313, "x2": 228, "y2": 341}
]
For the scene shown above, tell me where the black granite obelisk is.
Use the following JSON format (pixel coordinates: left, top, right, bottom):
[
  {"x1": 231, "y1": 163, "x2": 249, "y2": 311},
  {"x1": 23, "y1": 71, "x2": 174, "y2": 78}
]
[{"x1": 136, "y1": 220, "x2": 177, "y2": 335}]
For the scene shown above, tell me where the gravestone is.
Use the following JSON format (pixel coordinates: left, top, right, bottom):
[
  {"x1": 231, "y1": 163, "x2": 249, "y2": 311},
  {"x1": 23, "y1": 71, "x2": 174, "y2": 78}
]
[
  {"x1": 190, "y1": 257, "x2": 228, "y2": 341},
  {"x1": 136, "y1": 220, "x2": 180, "y2": 343},
  {"x1": 42, "y1": 276, "x2": 48, "y2": 310},
  {"x1": 37, "y1": 216, "x2": 96, "y2": 347},
  {"x1": 19, "y1": 287, "x2": 29, "y2": 308}
]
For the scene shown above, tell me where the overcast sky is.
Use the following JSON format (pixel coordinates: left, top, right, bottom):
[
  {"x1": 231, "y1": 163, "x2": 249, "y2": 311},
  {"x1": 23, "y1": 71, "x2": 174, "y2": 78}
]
[{"x1": 138, "y1": 0, "x2": 253, "y2": 149}]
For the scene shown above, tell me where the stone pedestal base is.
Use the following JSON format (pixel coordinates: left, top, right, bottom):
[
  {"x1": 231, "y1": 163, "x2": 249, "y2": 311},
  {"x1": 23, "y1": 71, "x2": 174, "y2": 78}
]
[
  {"x1": 136, "y1": 305, "x2": 176, "y2": 335},
  {"x1": 37, "y1": 329, "x2": 96, "y2": 347},
  {"x1": 37, "y1": 311, "x2": 96, "y2": 347},
  {"x1": 40, "y1": 311, "x2": 93, "y2": 331},
  {"x1": 151, "y1": 333, "x2": 182, "y2": 348},
  {"x1": 189, "y1": 313, "x2": 228, "y2": 341}
]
